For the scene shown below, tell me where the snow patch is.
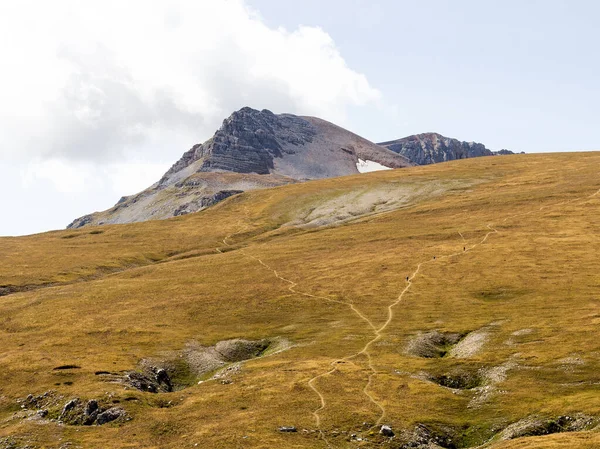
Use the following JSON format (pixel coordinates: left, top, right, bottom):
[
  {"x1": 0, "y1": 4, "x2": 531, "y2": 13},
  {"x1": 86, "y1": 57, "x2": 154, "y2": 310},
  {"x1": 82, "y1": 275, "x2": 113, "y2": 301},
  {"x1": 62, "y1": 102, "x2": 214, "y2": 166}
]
[{"x1": 356, "y1": 159, "x2": 392, "y2": 173}]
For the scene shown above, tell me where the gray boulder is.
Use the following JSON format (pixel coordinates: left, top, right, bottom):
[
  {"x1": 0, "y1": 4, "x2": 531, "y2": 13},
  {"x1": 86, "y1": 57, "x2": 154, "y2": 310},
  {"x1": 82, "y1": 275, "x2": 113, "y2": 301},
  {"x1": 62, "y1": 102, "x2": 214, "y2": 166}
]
[
  {"x1": 60, "y1": 398, "x2": 79, "y2": 418},
  {"x1": 96, "y1": 407, "x2": 126, "y2": 425},
  {"x1": 380, "y1": 425, "x2": 394, "y2": 437}
]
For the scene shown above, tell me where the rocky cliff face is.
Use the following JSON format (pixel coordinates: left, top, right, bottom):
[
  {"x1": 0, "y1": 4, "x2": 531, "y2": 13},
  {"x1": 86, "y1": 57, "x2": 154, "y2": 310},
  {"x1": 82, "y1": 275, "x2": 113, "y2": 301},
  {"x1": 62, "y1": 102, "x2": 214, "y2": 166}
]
[
  {"x1": 158, "y1": 107, "x2": 412, "y2": 187},
  {"x1": 68, "y1": 107, "x2": 412, "y2": 228},
  {"x1": 160, "y1": 108, "x2": 317, "y2": 183},
  {"x1": 379, "y1": 133, "x2": 495, "y2": 166}
]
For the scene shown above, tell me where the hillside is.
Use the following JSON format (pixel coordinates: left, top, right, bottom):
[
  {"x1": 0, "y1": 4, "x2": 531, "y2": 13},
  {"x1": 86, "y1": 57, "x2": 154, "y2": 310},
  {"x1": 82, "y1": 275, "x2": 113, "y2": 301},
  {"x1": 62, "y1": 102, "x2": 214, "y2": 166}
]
[
  {"x1": 68, "y1": 107, "x2": 412, "y2": 229},
  {"x1": 379, "y1": 133, "x2": 511, "y2": 165},
  {"x1": 1, "y1": 152, "x2": 600, "y2": 449}
]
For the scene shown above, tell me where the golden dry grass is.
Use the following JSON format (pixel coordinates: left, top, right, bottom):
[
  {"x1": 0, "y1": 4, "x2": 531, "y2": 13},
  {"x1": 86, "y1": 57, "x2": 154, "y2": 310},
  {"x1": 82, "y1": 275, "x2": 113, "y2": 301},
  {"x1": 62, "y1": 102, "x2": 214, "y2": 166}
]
[{"x1": 0, "y1": 152, "x2": 599, "y2": 448}]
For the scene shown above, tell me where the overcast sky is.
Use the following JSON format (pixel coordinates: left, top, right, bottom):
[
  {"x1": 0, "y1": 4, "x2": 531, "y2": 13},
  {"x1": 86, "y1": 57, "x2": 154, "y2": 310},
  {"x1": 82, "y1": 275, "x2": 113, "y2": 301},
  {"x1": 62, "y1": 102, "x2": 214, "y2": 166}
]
[{"x1": 1, "y1": 0, "x2": 599, "y2": 236}]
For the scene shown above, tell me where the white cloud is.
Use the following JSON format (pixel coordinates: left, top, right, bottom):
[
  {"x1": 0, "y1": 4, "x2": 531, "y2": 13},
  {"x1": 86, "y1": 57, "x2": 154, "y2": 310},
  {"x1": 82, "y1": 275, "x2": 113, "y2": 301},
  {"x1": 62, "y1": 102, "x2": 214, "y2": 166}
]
[
  {"x1": 20, "y1": 159, "x2": 169, "y2": 196},
  {"x1": 20, "y1": 160, "x2": 96, "y2": 194},
  {"x1": 0, "y1": 0, "x2": 381, "y2": 164},
  {"x1": 0, "y1": 0, "x2": 383, "y2": 235},
  {"x1": 108, "y1": 161, "x2": 171, "y2": 195}
]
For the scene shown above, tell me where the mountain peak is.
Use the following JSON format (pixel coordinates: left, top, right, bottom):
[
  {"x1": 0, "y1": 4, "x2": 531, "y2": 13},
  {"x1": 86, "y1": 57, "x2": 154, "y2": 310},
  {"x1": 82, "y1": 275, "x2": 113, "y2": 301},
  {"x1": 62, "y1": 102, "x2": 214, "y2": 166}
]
[
  {"x1": 68, "y1": 108, "x2": 411, "y2": 228},
  {"x1": 159, "y1": 108, "x2": 412, "y2": 187},
  {"x1": 379, "y1": 132, "x2": 493, "y2": 165},
  {"x1": 233, "y1": 106, "x2": 274, "y2": 115}
]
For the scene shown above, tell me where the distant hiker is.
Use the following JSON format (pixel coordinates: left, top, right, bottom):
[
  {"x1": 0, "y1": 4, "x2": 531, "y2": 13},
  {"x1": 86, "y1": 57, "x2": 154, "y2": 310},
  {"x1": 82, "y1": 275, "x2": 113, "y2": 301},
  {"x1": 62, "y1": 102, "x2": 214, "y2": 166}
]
[
  {"x1": 464, "y1": 247, "x2": 466, "y2": 251},
  {"x1": 433, "y1": 256, "x2": 436, "y2": 260},
  {"x1": 406, "y1": 276, "x2": 409, "y2": 282}
]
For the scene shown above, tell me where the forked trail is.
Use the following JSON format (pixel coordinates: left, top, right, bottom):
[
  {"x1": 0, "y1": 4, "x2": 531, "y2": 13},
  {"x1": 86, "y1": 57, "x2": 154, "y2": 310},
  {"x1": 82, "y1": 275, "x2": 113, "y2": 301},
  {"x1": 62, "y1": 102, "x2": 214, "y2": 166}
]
[
  {"x1": 300, "y1": 223, "x2": 499, "y2": 440},
  {"x1": 311, "y1": 186, "x2": 600, "y2": 439},
  {"x1": 217, "y1": 187, "x2": 599, "y2": 447},
  {"x1": 349, "y1": 224, "x2": 498, "y2": 427},
  {"x1": 216, "y1": 208, "x2": 378, "y2": 445}
]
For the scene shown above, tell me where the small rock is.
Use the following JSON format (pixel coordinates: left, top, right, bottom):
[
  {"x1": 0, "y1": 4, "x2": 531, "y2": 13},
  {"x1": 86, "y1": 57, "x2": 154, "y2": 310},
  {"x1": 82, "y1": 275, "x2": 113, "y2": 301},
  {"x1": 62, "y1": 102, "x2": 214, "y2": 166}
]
[
  {"x1": 37, "y1": 409, "x2": 49, "y2": 418},
  {"x1": 380, "y1": 425, "x2": 394, "y2": 437},
  {"x1": 279, "y1": 426, "x2": 297, "y2": 433},
  {"x1": 61, "y1": 399, "x2": 79, "y2": 417},
  {"x1": 84, "y1": 400, "x2": 99, "y2": 416},
  {"x1": 154, "y1": 368, "x2": 172, "y2": 391}
]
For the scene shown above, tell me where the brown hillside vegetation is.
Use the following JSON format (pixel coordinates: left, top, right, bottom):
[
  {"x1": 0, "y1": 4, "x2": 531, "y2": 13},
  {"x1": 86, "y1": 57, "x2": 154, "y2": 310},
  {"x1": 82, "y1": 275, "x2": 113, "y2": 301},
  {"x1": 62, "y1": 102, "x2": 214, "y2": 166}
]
[{"x1": 1, "y1": 152, "x2": 599, "y2": 448}]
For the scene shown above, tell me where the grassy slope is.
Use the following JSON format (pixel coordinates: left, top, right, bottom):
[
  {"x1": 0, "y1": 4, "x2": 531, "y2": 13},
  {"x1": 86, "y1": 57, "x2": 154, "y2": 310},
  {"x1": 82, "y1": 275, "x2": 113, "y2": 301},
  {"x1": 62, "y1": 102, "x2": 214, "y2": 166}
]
[{"x1": 0, "y1": 152, "x2": 599, "y2": 448}]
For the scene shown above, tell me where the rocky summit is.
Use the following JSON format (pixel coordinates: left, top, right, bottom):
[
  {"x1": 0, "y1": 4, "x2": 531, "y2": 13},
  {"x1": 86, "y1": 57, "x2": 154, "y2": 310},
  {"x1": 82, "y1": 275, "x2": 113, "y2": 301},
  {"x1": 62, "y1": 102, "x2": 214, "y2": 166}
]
[
  {"x1": 379, "y1": 132, "x2": 513, "y2": 166},
  {"x1": 68, "y1": 107, "x2": 412, "y2": 228}
]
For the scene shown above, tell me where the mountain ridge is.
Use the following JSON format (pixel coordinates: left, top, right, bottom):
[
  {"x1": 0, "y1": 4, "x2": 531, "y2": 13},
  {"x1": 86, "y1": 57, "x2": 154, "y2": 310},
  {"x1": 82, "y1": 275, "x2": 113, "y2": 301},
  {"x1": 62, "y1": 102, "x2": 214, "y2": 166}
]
[
  {"x1": 379, "y1": 132, "x2": 514, "y2": 166},
  {"x1": 67, "y1": 109, "x2": 517, "y2": 229}
]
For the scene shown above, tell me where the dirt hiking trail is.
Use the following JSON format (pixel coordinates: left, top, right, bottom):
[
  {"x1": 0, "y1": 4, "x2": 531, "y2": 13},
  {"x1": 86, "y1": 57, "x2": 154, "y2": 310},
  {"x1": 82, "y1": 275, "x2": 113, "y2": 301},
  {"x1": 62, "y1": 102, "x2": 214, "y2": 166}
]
[{"x1": 215, "y1": 186, "x2": 599, "y2": 448}]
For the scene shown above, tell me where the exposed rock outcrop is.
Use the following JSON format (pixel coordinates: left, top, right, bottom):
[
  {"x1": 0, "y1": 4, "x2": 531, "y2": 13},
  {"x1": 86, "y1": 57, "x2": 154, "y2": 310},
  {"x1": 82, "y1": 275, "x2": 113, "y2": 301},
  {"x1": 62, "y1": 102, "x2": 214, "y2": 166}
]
[
  {"x1": 172, "y1": 190, "x2": 244, "y2": 217},
  {"x1": 58, "y1": 398, "x2": 128, "y2": 426},
  {"x1": 406, "y1": 330, "x2": 465, "y2": 358},
  {"x1": 498, "y1": 414, "x2": 598, "y2": 440},
  {"x1": 160, "y1": 108, "x2": 317, "y2": 182},
  {"x1": 379, "y1": 132, "x2": 510, "y2": 166}
]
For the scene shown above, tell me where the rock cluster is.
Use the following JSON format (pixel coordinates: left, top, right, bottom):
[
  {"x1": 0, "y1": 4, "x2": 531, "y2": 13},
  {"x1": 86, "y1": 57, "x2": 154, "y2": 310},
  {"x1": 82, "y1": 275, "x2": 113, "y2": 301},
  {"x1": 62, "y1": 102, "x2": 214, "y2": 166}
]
[
  {"x1": 104, "y1": 338, "x2": 279, "y2": 394},
  {"x1": 379, "y1": 132, "x2": 499, "y2": 165},
  {"x1": 380, "y1": 425, "x2": 395, "y2": 437},
  {"x1": 16, "y1": 392, "x2": 128, "y2": 427},
  {"x1": 59, "y1": 398, "x2": 127, "y2": 426},
  {"x1": 123, "y1": 366, "x2": 173, "y2": 393}
]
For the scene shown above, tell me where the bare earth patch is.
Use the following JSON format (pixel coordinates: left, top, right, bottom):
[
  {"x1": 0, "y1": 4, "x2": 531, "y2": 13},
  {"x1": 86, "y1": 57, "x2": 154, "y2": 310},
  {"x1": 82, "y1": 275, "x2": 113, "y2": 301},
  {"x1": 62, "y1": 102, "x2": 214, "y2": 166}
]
[
  {"x1": 406, "y1": 330, "x2": 465, "y2": 358},
  {"x1": 448, "y1": 329, "x2": 490, "y2": 358},
  {"x1": 286, "y1": 179, "x2": 475, "y2": 229}
]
